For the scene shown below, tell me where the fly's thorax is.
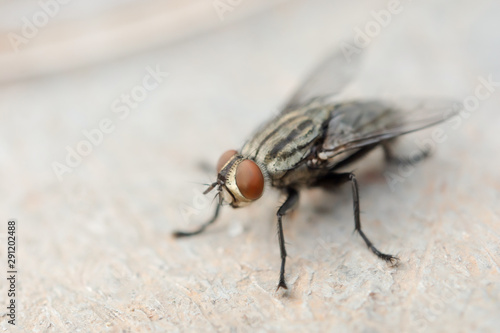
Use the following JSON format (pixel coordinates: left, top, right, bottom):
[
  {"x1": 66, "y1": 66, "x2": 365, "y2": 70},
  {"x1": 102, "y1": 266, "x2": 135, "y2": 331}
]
[
  {"x1": 216, "y1": 150, "x2": 266, "y2": 208},
  {"x1": 240, "y1": 107, "x2": 331, "y2": 180}
]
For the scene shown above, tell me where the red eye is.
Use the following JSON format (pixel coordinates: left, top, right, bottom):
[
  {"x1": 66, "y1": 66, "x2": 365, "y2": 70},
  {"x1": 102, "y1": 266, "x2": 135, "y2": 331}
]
[
  {"x1": 217, "y1": 150, "x2": 238, "y2": 172},
  {"x1": 236, "y1": 160, "x2": 264, "y2": 200}
]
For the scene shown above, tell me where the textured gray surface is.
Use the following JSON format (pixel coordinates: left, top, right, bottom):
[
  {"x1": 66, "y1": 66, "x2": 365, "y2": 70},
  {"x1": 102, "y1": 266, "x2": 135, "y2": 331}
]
[{"x1": 1, "y1": 0, "x2": 500, "y2": 332}]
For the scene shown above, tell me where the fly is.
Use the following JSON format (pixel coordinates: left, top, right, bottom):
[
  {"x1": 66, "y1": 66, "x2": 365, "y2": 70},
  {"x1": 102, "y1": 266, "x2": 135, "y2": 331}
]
[{"x1": 173, "y1": 51, "x2": 460, "y2": 290}]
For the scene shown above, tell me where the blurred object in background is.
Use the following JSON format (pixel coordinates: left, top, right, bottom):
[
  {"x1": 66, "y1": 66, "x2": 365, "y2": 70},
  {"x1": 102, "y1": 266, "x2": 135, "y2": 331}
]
[{"x1": 0, "y1": 0, "x2": 289, "y2": 83}]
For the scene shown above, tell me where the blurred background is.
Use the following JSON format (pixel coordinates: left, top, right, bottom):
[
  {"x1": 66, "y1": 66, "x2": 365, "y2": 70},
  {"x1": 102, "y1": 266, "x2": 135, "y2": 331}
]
[{"x1": 1, "y1": 0, "x2": 499, "y2": 331}]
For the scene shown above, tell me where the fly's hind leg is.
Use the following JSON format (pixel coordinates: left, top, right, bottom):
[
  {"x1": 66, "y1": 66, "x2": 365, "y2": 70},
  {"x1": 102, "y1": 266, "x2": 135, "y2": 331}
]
[
  {"x1": 313, "y1": 172, "x2": 399, "y2": 264},
  {"x1": 383, "y1": 141, "x2": 431, "y2": 167}
]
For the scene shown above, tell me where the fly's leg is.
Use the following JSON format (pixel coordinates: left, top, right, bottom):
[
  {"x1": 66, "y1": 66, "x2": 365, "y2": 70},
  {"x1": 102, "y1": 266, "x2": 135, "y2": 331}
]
[
  {"x1": 383, "y1": 143, "x2": 430, "y2": 167},
  {"x1": 276, "y1": 188, "x2": 299, "y2": 290},
  {"x1": 335, "y1": 172, "x2": 399, "y2": 264},
  {"x1": 172, "y1": 202, "x2": 222, "y2": 238}
]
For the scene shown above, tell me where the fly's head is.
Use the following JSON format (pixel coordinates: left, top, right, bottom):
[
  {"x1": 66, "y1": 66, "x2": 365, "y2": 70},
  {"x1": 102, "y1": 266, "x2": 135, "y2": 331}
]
[{"x1": 205, "y1": 150, "x2": 265, "y2": 208}]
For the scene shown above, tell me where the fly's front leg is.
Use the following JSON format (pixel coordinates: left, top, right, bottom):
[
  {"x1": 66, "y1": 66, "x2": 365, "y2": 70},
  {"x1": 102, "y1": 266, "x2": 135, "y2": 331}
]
[
  {"x1": 173, "y1": 200, "x2": 222, "y2": 238},
  {"x1": 276, "y1": 188, "x2": 299, "y2": 290},
  {"x1": 336, "y1": 172, "x2": 399, "y2": 264}
]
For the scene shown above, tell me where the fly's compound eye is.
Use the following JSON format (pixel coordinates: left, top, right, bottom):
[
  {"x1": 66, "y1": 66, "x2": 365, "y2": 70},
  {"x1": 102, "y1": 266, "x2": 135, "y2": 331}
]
[
  {"x1": 217, "y1": 150, "x2": 238, "y2": 172},
  {"x1": 235, "y1": 160, "x2": 264, "y2": 200}
]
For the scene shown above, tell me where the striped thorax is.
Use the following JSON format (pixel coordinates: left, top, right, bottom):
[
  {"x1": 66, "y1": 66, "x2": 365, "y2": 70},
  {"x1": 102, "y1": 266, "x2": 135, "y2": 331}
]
[{"x1": 241, "y1": 105, "x2": 332, "y2": 186}]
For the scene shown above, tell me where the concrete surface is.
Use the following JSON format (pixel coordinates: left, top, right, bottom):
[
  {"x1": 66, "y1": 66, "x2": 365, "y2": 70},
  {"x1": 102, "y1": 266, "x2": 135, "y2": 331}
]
[{"x1": 0, "y1": 0, "x2": 499, "y2": 332}]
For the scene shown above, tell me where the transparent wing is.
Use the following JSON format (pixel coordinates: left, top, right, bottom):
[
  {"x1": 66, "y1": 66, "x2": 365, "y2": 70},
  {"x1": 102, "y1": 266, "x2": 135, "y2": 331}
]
[
  {"x1": 320, "y1": 99, "x2": 462, "y2": 159},
  {"x1": 283, "y1": 50, "x2": 362, "y2": 111}
]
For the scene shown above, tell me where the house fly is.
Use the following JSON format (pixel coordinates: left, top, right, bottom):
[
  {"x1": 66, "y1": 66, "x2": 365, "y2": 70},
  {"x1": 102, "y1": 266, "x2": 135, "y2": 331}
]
[{"x1": 173, "y1": 51, "x2": 459, "y2": 290}]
